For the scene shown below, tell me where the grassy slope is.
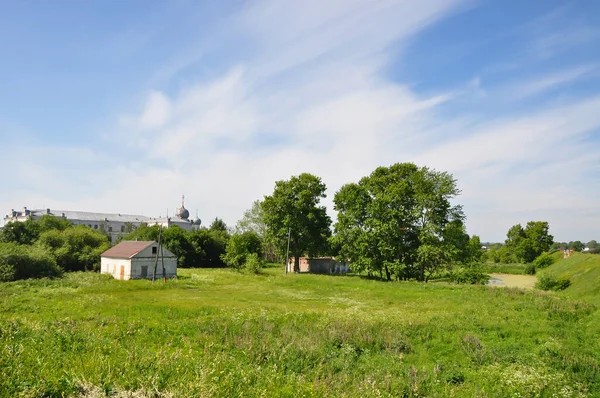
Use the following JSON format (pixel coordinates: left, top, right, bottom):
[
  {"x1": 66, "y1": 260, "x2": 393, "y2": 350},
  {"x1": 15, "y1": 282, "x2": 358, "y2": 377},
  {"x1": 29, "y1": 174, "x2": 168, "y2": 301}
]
[
  {"x1": 542, "y1": 252, "x2": 600, "y2": 304},
  {"x1": 0, "y1": 268, "x2": 599, "y2": 397}
]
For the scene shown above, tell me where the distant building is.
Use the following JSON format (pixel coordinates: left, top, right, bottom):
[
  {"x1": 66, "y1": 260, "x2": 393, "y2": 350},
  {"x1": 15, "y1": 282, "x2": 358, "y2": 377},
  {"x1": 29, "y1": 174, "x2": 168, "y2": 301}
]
[
  {"x1": 3, "y1": 196, "x2": 201, "y2": 244},
  {"x1": 100, "y1": 240, "x2": 177, "y2": 280},
  {"x1": 286, "y1": 257, "x2": 350, "y2": 274}
]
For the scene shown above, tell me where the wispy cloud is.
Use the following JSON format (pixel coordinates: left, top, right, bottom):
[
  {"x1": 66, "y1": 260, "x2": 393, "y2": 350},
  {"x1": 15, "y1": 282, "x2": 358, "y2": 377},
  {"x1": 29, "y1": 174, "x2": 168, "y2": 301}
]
[{"x1": 2, "y1": 1, "x2": 599, "y2": 242}]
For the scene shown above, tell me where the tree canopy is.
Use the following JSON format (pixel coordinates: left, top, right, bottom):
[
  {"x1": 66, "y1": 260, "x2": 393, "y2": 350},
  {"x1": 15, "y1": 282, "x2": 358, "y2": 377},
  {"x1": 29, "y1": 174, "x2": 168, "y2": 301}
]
[
  {"x1": 262, "y1": 173, "x2": 332, "y2": 272},
  {"x1": 332, "y1": 162, "x2": 468, "y2": 281},
  {"x1": 504, "y1": 221, "x2": 553, "y2": 263}
]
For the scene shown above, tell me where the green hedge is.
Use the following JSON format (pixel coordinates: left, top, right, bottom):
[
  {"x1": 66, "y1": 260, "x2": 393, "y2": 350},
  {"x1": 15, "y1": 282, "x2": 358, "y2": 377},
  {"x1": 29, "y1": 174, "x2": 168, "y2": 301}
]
[{"x1": 0, "y1": 243, "x2": 62, "y2": 282}]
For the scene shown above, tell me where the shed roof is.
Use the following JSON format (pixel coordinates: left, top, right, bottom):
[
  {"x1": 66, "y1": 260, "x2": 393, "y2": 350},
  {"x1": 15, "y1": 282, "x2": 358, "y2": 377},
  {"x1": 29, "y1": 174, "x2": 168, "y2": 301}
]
[{"x1": 101, "y1": 241, "x2": 155, "y2": 259}]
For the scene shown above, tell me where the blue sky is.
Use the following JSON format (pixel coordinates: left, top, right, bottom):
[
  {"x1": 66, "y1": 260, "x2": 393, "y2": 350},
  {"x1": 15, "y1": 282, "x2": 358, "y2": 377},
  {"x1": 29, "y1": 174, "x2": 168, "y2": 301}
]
[{"x1": 1, "y1": 0, "x2": 599, "y2": 242}]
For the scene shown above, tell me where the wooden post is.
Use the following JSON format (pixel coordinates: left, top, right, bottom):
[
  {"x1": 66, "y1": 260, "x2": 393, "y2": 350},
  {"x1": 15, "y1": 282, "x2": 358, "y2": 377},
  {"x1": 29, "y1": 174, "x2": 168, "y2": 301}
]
[{"x1": 152, "y1": 226, "x2": 162, "y2": 283}]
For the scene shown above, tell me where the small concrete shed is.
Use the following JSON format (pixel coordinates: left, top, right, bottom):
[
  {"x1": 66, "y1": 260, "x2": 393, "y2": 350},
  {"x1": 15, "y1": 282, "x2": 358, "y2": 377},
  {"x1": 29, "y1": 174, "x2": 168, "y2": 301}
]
[{"x1": 100, "y1": 241, "x2": 177, "y2": 280}]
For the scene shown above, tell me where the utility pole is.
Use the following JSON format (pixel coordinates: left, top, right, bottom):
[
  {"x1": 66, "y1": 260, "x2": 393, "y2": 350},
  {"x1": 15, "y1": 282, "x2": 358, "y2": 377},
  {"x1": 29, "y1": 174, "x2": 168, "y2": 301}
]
[
  {"x1": 152, "y1": 225, "x2": 162, "y2": 283},
  {"x1": 285, "y1": 227, "x2": 291, "y2": 275}
]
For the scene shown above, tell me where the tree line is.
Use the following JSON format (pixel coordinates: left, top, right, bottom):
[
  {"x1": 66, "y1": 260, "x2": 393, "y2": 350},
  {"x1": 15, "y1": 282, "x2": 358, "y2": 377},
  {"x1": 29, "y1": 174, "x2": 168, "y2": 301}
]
[
  {"x1": 1, "y1": 161, "x2": 570, "y2": 283},
  {"x1": 235, "y1": 163, "x2": 486, "y2": 282}
]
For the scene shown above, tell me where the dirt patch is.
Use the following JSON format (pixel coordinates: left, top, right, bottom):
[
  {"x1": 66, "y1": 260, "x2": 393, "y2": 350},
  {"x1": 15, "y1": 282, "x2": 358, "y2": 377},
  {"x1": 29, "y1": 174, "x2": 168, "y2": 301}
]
[{"x1": 488, "y1": 273, "x2": 537, "y2": 289}]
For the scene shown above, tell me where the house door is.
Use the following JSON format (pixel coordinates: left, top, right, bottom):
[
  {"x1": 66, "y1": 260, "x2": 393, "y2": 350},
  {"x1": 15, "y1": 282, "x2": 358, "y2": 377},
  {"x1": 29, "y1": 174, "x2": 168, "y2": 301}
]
[
  {"x1": 141, "y1": 266, "x2": 148, "y2": 279},
  {"x1": 120, "y1": 265, "x2": 125, "y2": 280}
]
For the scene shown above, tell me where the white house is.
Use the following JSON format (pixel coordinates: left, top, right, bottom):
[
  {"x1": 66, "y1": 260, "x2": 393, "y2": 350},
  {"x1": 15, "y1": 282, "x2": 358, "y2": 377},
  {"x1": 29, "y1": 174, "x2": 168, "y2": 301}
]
[{"x1": 100, "y1": 241, "x2": 177, "y2": 280}]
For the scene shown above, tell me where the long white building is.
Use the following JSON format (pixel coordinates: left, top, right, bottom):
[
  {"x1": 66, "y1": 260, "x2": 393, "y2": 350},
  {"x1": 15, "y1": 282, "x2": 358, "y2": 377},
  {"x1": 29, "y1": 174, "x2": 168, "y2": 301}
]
[{"x1": 3, "y1": 197, "x2": 201, "y2": 244}]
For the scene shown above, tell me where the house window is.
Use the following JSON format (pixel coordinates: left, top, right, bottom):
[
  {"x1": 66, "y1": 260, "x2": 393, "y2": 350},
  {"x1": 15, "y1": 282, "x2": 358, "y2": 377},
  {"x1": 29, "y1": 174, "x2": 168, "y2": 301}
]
[
  {"x1": 94, "y1": 225, "x2": 98, "y2": 229},
  {"x1": 152, "y1": 247, "x2": 157, "y2": 254},
  {"x1": 108, "y1": 227, "x2": 113, "y2": 232},
  {"x1": 121, "y1": 225, "x2": 125, "y2": 233}
]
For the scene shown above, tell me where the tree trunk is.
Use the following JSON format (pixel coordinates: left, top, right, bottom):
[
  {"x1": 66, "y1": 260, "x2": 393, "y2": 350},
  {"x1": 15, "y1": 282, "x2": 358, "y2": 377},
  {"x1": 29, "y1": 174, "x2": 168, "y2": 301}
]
[
  {"x1": 294, "y1": 255, "x2": 300, "y2": 273},
  {"x1": 384, "y1": 264, "x2": 391, "y2": 281}
]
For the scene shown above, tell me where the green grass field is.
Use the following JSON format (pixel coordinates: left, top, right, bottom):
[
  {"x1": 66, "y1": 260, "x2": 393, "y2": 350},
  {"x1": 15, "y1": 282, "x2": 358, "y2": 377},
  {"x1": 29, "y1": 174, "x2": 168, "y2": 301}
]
[{"x1": 1, "y1": 266, "x2": 599, "y2": 397}]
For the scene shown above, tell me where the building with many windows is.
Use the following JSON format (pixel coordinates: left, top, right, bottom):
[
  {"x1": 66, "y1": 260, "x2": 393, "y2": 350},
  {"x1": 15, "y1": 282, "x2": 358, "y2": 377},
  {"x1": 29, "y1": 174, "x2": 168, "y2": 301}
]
[{"x1": 2, "y1": 197, "x2": 201, "y2": 244}]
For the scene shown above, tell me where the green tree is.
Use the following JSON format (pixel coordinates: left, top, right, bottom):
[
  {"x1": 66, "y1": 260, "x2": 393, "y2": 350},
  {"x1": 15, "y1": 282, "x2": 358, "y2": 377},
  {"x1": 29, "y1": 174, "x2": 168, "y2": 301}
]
[
  {"x1": 505, "y1": 221, "x2": 553, "y2": 263},
  {"x1": 162, "y1": 225, "x2": 197, "y2": 268},
  {"x1": 209, "y1": 218, "x2": 229, "y2": 233},
  {"x1": 0, "y1": 219, "x2": 40, "y2": 245},
  {"x1": 0, "y1": 242, "x2": 62, "y2": 281},
  {"x1": 333, "y1": 163, "x2": 464, "y2": 281},
  {"x1": 236, "y1": 200, "x2": 278, "y2": 262},
  {"x1": 262, "y1": 173, "x2": 332, "y2": 273},
  {"x1": 221, "y1": 232, "x2": 263, "y2": 270},
  {"x1": 37, "y1": 226, "x2": 110, "y2": 272},
  {"x1": 236, "y1": 200, "x2": 266, "y2": 235},
  {"x1": 587, "y1": 240, "x2": 598, "y2": 249},
  {"x1": 188, "y1": 229, "x2": 228, "y2": 267},
  {"x1": 570, "y1": 241, "x2": 584, "y2": 252}
]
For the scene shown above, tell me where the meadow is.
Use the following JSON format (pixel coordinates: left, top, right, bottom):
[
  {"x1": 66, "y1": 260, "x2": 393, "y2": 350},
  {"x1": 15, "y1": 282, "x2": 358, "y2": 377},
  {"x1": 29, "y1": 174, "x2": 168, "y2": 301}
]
[{"x1": 1, "y1": 262, "x2": 599, "y2": 397}]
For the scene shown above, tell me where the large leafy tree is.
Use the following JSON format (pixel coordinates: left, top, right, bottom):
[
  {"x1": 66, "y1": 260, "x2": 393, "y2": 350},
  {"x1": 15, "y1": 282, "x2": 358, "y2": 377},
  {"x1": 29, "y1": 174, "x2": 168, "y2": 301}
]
[
  {"x1": 505, "y1": 221, "x2": 553, "y2": 263},
  {"x1": 333, "y1": 163, "x2": 464, "y2": 281},
  {"x1": 262, "y1": 173, "x2": 332, "y2": 272}
]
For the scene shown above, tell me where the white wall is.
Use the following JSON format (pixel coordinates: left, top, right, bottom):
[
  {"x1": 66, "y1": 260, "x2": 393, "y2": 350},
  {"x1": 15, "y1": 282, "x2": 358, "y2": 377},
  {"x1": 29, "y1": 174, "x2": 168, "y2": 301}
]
[
  {"x1": 100, "y1": 258, "x2": 132, "y2": 280},
  {"x1": 101, "y1": 243, "x2": 178, "y2": 280}
]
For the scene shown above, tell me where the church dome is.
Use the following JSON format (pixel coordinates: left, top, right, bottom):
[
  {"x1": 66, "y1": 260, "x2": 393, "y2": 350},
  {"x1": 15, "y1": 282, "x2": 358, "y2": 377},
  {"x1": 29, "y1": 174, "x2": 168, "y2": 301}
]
[
  {"x1": 176, "y1": 195, "x2": 190, "y2": 220},
  {"x1": 193, "y1": 217, "x2": 202, "y2": 226},
  {"x1": 176, "y1": 206, "x2": 189, "y2": 220}
]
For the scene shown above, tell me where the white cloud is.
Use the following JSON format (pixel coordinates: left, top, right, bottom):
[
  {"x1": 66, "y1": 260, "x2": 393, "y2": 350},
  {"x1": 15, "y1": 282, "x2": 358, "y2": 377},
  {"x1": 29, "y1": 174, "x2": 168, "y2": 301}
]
[{"x1": 3, "y1": 0, "x2": 599, "y2": 243}]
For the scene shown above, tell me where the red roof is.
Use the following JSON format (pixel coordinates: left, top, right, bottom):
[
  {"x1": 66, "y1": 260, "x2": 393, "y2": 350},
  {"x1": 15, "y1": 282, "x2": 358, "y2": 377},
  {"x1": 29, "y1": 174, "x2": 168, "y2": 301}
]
[{"x1": 101, "y1": 241, "x2": 155, "y2": 259}]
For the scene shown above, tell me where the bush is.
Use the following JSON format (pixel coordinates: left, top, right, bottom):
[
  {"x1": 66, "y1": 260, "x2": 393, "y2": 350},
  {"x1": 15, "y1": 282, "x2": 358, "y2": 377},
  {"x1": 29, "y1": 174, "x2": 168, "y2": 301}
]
[
  {"x1": 0, "y1": 243, "x2": 62, "y2": 282},
  {"x1": 533, "y1": 252, "x2": 554, "y2": 269},
  {"x1": 524, "y1": 263, "x2": 536, "y2": 275},
  {"x1": 221, "y1": 232, "x2": 262, "y2": 270},
  {"x1": 535, "y1": 274, "x2": 571, "y2": 291},
  {"x1": 244, "y1": 253, "x2": 263, "y2": 274},
  {"x1": 449, "y1": 265, "x2": 489, "y2": 285}
]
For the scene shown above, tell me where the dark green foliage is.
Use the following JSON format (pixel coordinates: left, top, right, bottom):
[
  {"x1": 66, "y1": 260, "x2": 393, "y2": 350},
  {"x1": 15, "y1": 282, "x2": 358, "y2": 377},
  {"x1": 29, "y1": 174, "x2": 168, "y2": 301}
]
[
  {"x1": 524, "y1": 263, "x2": 536, "y2": 275},
  {"x1": 536, "y1": 274, "x2": 571, "y2": 291},
  {"x1": 37, "y1": 226, "x2": 110, "y2": 272},
  {"x1": 262, "y1": 173, "x2": 332, "y2": 272},
  {"x1": 221, "y1": 232, "x2": 262, "y2": 270},
  {"x1": 332, "y1": 163, "x2": 465, "y2": 281},
  {"x1": 124, "y1": 224, "x2": 229, "y2": 268},
  {"x1": 0, "y1": 219, "x2": 40, "y2": 245},
  {"x1": 189, "y1": 229, "x2": 228, "y2": 267},
  {"x1": 209, "y1": 217, "x2": 229, "y2": 233},
  {"x1": 505, "y1": 221, "x2": 553, "y2": 263},
  {"x1": 0, "y1": 242, "x2": 62, "y2": 281},
  {"x1": 162, "y1": 225, "x2": 197, "y2": 268}
]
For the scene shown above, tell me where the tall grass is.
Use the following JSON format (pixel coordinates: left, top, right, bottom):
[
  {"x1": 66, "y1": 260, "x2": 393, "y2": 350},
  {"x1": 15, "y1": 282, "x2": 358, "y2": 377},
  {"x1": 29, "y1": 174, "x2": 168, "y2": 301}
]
[{"x1": 0, "y1": 269, "x2": 598, "y2": 397}]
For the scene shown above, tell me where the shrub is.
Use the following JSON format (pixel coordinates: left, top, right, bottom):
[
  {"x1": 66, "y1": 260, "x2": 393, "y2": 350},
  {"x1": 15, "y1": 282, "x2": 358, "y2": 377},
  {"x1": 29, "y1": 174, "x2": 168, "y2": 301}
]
[
  {"x1": 221, "y1": 232, "x2": 262, "y2": 270},
  {"x1": 533, "y1": 252, "x2": 554, "y2": 269},
  {"x1": 524, "y1": 263, "x2": 536, "y2": 275},
  {"x1": 536, "y1": 274, "x2": 571, "y2": 291},
  {"x1": 0, "y1": 242, "x2": 62, "y2": 282},
  {"x1": 244, "y1": 253, "x2": 263, "y2": 274},
  {"x1": 449, "y1": 265, "x2": 489, "y2": 285}
]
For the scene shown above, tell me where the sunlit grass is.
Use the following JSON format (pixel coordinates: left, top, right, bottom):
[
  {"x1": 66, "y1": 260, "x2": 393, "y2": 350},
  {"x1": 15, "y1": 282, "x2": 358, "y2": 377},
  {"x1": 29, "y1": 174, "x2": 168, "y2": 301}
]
[{"x1": 1, "y1": 267, "x2": 598, "y2": 397}]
